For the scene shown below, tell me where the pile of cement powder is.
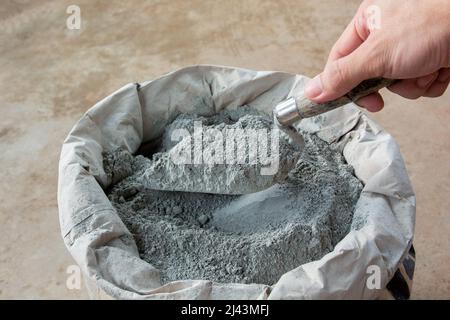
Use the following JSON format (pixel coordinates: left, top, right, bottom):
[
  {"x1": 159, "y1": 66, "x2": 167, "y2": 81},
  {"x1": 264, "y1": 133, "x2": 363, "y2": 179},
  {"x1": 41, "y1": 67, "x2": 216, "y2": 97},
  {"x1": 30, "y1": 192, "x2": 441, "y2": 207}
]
[
  {"x1": 104, "y1": 107, "x2": 363, "y2": 285},
  {"x1": 133, "y1": 107, "x2": 300, "y2": 194}
]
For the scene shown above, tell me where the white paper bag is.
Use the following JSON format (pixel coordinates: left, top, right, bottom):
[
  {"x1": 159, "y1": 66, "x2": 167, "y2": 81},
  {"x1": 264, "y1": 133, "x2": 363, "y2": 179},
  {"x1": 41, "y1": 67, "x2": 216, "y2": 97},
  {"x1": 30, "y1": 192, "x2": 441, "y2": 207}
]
[{"x1": 58, "y1": 65, "x2": 415, "y2": 299}]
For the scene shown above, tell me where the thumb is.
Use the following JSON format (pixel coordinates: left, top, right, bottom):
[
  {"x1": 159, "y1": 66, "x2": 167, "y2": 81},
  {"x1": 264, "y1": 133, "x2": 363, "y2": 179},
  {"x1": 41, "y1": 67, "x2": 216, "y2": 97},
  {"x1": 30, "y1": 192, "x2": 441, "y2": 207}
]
[{"x1": 305, "y1": 42, "x2": 382, "y2": 103}]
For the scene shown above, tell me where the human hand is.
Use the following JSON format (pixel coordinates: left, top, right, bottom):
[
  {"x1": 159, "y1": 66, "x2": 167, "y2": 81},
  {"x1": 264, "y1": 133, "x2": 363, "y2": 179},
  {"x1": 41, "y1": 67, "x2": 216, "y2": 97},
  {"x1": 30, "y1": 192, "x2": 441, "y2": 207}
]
[{"x1": 305, "y1": 0, "x2": 450, "y2": 112}]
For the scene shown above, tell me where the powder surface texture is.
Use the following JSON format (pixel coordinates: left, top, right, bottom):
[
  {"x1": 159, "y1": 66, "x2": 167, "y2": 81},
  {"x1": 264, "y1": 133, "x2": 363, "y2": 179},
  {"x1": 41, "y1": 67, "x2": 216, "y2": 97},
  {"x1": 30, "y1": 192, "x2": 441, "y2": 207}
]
[{"x1": 104, "y1": 107, "x2": 363, "y2": 285}]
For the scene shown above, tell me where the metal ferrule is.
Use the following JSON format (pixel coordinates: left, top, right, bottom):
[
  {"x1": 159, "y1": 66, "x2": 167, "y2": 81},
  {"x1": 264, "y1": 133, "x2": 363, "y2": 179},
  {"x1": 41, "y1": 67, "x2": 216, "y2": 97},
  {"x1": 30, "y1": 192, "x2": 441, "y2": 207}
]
[{"x1": 273, "y1": 98, "x2": 301, "y2": 126}]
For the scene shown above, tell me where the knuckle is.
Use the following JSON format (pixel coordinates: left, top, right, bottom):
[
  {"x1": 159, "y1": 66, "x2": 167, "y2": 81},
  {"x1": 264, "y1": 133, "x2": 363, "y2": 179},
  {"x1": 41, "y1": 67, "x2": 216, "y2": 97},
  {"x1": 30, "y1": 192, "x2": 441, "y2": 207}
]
[
  {"x1": 365, "y1": 42, "x2": 388, "y2": 76},
  {"x1": 327, "y1": 59, "x2": 348, "y2": 95},
  {"x1": 334, "y1": 59, "x2": 347, "y2": 83}
]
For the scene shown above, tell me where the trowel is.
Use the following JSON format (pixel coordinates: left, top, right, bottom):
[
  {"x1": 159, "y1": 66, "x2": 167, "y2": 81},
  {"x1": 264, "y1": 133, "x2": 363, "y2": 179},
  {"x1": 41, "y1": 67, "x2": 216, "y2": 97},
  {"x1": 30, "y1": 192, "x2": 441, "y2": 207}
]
[
  {"x1": 273, "y1": 77, "x2": 395, "y2": 126},
  {"x1": 138, "y1": 77, "x2": 395, "y2": 195},
  {"x1": 272, "y1": 77, "x2": 396, "y2": 161}
]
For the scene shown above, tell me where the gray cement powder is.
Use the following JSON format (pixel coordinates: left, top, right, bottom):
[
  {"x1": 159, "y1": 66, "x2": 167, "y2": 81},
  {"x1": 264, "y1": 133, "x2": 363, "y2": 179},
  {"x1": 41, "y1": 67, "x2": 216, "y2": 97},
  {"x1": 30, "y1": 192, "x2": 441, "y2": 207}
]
[
  {"x1": 135, "y1": 107, "x2": 300, "y2": 194},
  {"x1": 104, "y1": 107, "x2": 363, "y2": 285}
]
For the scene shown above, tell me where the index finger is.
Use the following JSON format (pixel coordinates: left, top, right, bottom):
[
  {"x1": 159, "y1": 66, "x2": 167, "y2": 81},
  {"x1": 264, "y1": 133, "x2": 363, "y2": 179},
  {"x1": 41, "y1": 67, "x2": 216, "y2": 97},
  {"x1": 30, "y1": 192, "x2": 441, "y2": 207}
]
[{"x1": 328, "y1": 8, "x2": 369, "y2": 62}]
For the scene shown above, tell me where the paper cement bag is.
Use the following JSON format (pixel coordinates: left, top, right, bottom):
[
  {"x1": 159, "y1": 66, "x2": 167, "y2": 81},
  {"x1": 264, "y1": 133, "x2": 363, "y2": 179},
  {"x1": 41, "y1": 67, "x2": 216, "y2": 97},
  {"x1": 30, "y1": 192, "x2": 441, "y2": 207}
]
[{"x1": 58, "y1": 65, "x2": 415, "y2": 299}]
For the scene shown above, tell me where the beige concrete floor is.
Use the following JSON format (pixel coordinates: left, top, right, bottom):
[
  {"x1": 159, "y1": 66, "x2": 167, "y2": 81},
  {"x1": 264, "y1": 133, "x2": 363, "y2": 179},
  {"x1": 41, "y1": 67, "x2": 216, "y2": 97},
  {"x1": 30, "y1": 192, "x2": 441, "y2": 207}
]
[{"x1": 0, "y1": 0, "x2": 448, "y2": 299}]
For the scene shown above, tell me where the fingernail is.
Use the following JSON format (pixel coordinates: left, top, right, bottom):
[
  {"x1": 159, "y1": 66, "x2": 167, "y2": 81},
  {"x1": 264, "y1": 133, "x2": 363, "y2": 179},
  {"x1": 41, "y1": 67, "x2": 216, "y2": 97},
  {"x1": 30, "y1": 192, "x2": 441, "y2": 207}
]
[
  {"x1": 416, "y1": 74, "x2": 437, "y2": 88},
  {"x1": 305, "y1": 75, "x2": 323, "y2": 99}
]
